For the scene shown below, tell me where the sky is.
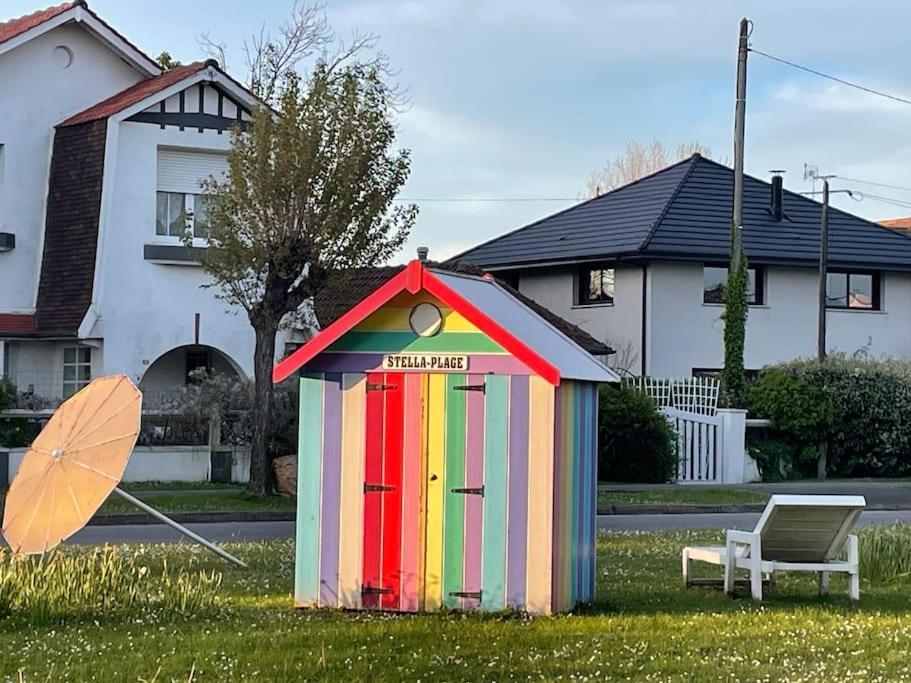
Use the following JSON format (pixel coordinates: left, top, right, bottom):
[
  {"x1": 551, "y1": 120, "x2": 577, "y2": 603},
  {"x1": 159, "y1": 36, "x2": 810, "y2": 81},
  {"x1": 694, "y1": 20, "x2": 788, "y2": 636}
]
[{"x1": 9, "y1": 0, "x2": 911, "y2": 262}]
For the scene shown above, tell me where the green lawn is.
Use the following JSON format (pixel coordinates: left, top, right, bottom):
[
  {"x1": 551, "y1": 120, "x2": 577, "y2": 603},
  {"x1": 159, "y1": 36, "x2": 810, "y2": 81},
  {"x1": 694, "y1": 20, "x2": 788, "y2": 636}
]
[
  {"x1": 119, "y1": 480, "x2": 245, "y2": 492},
  {"x1": 599, "y1": 486, "x2": 769, "y2": 507},
  {"x1": 97, "y1": 491, "x2": 296, "y2": 515},
  {"x1": 3, "y1": 528, "x2": 911, "y2": 680}
]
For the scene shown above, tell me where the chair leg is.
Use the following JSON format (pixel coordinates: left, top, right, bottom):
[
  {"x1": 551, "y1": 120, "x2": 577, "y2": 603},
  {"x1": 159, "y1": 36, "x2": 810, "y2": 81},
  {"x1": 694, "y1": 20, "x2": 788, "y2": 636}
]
[
  {"x1": 682, "y1": 549, "x2": 691, "y2": 588},
  {"x1": 724, "y1": 543, "x2": 736, "y2": 596},
  {"x1": 847, "y1": 535, "x2": 860, "y2": 602},
  {"x1": 750, "y1": 562, "x2": 763, "y2": 601},
  {"x1": 818, "y1": 571, "x2": 830, "y2": 596}
]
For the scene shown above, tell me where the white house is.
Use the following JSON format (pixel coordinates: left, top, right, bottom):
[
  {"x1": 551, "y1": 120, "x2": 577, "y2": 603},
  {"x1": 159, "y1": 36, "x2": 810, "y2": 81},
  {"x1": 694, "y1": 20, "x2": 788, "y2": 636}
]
[
  {"x1": 458, "y1": 154, "x2": 911, "y2": 377},
  {"x1": 0, "y1": 1, "x2": 298, "y2": 403}
]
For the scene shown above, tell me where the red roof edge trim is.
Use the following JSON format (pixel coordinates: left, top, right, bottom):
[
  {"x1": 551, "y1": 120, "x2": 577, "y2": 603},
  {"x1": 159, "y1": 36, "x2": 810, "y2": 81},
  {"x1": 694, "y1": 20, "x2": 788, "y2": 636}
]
[
  {"x1": 405, "y1": 259, "x2": 423, "y2": 293},
  {"x1": 272, "y1": 269, "x2": 411, "y2": 383},
  {"x1": 271, "y1": 260, "x2": 562, "y2": 385},
  {"x1": 422, "y1": 271, "x2": 561, "y2": 385}
]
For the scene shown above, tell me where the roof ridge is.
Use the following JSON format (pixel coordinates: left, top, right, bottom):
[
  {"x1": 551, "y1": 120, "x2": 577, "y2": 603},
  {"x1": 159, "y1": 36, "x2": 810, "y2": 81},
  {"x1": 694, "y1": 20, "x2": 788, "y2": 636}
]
[
  {"x1": 637, "y1": 154, "x2": 701, "y2": 251},
  {"x1": 452, "y1": 154, "x2": 698, "y2": 264}
]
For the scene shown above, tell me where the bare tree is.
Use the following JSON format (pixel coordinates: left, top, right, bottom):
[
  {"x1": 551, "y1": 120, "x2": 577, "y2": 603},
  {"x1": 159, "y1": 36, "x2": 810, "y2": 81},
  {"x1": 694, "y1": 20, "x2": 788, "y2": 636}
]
[
  {"x1": 586, "y1": 139, "x2": 715, "y2": 197},
  {"x1": 604, "y1": 336, "x2": 640, "y2": 376},
  {"x1": 198, "y1": 1, "x2": 398, "y2": 107}
]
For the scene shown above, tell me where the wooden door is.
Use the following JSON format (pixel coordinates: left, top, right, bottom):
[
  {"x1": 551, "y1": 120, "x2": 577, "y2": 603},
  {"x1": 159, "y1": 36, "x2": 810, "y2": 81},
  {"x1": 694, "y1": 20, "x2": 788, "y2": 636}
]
[
  {"x1": 423, "y1": 374, "x2": 496, "y2": 610},
  {"x1": 360, "y1": 372, "x2": 424, "y2": 611}
]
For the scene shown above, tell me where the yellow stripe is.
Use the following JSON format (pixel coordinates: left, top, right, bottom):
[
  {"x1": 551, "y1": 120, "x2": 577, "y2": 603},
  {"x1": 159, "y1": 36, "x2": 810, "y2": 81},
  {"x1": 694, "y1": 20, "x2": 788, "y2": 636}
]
[
  {"x1": 423, "y1": 373, "x2": 447, "y2": 610},
  {"x1": 526, "y1": 375, "x2": 556, "y2": 615},
  {"x1": 337, "y1": 374, "x2": 367, "y2": 609},
  {"x1": 354, "y1": 306, "x2": 479, "y2": 333}
]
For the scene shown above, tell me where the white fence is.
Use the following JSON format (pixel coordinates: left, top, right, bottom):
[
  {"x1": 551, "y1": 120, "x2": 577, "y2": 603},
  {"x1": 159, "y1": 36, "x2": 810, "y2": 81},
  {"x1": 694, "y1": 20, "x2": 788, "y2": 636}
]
[
  {"x1": 661, "y1": 407, "x2": 753, "y2": 484},
  {"x1": 626, "y1": 376, "x2": 720, "y2": 416}
]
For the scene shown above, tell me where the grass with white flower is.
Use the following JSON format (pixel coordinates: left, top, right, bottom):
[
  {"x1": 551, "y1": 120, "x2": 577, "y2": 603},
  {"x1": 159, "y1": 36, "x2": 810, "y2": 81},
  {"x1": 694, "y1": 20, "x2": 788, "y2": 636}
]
[{"x1": 3, "y1": 526, "x2": 911, "y2": 680}]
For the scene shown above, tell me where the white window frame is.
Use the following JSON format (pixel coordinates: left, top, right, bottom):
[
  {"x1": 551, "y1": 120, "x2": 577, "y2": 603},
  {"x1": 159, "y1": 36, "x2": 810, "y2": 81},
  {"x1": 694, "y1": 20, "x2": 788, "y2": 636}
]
[
  {"x1": 155, "y1": 192, "x2": 210, "y2": 247},
  {"x1": 62, "y1": 345, "x2": 92, "y2": 398}
]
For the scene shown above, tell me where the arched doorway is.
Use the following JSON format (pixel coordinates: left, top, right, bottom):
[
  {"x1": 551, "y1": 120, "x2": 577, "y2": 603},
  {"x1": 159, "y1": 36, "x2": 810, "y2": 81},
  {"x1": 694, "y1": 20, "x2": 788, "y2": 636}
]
[{"x1": 139, "y1": 344, "x2": 244, "y2": 399}]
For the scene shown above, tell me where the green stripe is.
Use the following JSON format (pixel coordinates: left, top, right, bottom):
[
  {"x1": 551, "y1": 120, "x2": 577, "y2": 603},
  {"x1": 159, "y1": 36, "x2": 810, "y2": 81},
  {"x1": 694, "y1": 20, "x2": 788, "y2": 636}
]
[
  {"x1": 443, "y1": 374, "x2": 466, "y2": 608},
  {"x1": 327, "y1": 331, "x2": 503, "y2": 353},
  {"x1": 295, "y1": 374, "x2": 324, "y2": 605},
  {"x1": 481, "y1": 375, "x2": 509, "y2": 611}
]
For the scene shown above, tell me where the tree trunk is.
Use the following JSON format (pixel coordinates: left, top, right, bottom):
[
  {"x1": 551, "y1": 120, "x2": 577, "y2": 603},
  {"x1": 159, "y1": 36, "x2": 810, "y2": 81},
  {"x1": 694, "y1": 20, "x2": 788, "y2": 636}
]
[{"x1": 248, "y1": 323, "x2": 278, "y2": 496}]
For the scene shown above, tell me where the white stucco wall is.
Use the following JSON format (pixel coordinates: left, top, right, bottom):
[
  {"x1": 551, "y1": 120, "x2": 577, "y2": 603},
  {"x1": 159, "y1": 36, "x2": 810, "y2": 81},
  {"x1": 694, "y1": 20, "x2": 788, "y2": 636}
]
[
  {"x1": 514, "y1": 260, "x2": 911, "y2": 378},
  {"x1": 92, "y1": 121, "x2": 295, "y2": 386},
  {"x1": 517, "y1": 265, "x2": 645, "y2": 374},
  {"x1": 646, "y1": 261, "x2": 911, "y2": 376},
  {"x1": 0, "y1": 23, "x2": 144, "y2": 314}
]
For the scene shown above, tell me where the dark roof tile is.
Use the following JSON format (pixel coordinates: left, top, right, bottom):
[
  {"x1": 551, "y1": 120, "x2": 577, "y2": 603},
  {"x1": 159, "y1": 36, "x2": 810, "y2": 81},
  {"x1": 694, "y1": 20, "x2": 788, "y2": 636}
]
[{"x1": 459, "y1": 155, "x2": 911, "y2": 272}]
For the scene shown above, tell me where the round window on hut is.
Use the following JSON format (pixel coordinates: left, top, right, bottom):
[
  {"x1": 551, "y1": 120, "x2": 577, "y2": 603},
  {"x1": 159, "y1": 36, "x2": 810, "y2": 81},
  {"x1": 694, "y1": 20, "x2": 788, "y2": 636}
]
[{"x1": 409, "y1": 302, "x2": 443, "y2": 337}]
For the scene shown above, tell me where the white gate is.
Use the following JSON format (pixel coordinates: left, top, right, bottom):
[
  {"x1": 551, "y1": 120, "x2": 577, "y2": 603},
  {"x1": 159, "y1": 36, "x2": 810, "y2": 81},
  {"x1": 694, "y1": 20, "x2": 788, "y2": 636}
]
[{"x1": 661, "y1": 406, "x2": 723, "y2": 484}]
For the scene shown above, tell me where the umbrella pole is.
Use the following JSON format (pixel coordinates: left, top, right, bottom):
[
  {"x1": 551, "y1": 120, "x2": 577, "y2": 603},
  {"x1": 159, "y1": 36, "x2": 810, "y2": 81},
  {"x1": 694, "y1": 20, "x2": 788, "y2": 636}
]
[{"x1": 112, "y1": 487, "x2": 247, "y2": 568}]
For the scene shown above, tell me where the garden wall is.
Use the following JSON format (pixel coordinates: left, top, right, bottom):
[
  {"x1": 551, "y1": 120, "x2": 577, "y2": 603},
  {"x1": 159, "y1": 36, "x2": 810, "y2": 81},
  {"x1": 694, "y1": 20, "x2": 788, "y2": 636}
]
[{"x1": 1, "y1": 446, "x2": 251, "y2": 485}]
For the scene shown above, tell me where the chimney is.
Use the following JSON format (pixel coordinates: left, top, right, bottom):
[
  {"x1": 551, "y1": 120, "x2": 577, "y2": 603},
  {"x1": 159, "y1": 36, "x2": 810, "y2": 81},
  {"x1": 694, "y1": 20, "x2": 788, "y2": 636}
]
[
  {"x1": 770, "y1": 170, "x2": 785, "y2": 221},
  {"x1": 416, "y1": 246, "x2": 429, "y2": 262}
]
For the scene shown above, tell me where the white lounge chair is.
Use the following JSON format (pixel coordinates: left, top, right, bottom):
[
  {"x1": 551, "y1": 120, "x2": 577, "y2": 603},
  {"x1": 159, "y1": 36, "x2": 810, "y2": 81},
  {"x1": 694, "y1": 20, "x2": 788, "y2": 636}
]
[{"x1": 682, "y1": 494, "x2": 865, "y2": 601}]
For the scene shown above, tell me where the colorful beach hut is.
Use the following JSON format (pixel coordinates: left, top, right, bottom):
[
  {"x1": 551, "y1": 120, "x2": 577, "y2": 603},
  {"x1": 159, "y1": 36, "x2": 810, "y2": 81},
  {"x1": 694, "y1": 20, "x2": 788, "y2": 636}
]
[{"x1": 273, "y1": 260, "x2": 618, "y2": 615}]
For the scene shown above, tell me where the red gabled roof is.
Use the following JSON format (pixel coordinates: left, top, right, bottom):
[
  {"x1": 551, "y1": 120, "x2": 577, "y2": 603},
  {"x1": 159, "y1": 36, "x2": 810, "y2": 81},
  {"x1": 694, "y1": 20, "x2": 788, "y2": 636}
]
[
  {"x1": 272, "y1": 260, "x2": 561, "y2": 385},
  {"x1": 60, "y1": 60, "x2": 211, "y2": 126},
  {"x1": 0, "y1": 314, "x2": 35, "y2": 335},
  {"x1": 0, "y1": 1, "x2": 76, "y2": 45}
]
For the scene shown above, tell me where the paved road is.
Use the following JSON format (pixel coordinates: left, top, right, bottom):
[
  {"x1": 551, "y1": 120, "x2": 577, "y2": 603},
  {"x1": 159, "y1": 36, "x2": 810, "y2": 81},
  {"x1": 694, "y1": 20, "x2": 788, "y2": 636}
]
[
  {"x1": 600, "y1": 510, "x2": 911, "y2": 531},
  {"x1": 52, "y1": 511, "x2": 911, "y2": 547},
  {"x1": 66, "y1": 520, "x2": 296, "y2": 545}
]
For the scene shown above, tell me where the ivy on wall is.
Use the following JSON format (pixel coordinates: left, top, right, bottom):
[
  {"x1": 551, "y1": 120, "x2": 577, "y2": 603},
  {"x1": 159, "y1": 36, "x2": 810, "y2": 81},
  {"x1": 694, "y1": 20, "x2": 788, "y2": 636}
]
[{"x1": 721, "y1": 244, "x2": 749, "y2": 407}]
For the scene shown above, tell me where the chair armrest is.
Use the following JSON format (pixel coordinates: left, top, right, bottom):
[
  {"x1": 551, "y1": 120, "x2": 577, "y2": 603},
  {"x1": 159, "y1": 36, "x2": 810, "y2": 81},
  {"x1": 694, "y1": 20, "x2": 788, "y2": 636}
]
[{"x1": 726, "y1": 529, "x2": 759, "y2": 545}]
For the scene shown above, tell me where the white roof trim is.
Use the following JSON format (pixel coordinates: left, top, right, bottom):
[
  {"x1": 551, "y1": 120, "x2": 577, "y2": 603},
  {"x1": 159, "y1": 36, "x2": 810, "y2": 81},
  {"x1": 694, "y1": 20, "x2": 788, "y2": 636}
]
[
  {"x1": 0, "y1": 6, "x2": 161, "y2": 76},
  {"x1": 112, "y1": 68, "x2": 259, "y2": 124}
]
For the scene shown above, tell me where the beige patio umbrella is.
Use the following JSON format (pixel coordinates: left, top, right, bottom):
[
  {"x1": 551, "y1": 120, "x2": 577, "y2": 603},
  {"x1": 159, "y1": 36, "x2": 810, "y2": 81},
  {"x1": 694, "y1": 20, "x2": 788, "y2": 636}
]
[{"x1": 2, "y1": 375, "x2": 244, "y2": 566}]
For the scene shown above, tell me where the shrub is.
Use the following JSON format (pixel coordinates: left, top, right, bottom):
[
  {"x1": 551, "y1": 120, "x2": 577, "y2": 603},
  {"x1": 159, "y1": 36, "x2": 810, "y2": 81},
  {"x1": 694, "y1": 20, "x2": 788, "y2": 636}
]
[
  {"x1": 598, "y1": 385, "x2": 676, "y2": 483},
  {"x1": 750, "y1": 355, "x2": 911, "y2": 477},
  {"x1": 748, "y1": 368, "x2": 835, "y2": 473},
  {"x1": 0, "y1": 377, "x2": 30, "y2": 448}
]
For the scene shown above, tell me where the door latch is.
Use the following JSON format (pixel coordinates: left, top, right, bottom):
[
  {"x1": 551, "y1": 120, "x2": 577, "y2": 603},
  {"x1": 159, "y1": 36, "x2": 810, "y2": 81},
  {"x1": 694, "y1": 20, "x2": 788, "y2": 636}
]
[
  {"x1": 364, "y1": 483, "x2": 396, "y2": 493},
  {"x1": 451, "y1": 486, "x2": 484, "y2": 496}
]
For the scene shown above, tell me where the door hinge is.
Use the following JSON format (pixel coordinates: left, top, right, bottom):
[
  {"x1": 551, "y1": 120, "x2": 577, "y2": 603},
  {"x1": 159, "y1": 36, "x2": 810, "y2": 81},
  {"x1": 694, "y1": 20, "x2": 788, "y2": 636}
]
[
  {"x1": 453, "y1": 383, "x2": 485, "y2": 393},
  {"x1": 361, "y1": 586, "x2": 393, "y2": 595},
  {"x1": 450, "y1": 486, "x2": 484, "y2": 496},
  {"x1": 364, "y1": 483, "x2": 396, "y2": 493},
  {"x1": 367, "y1": 383, "x2": 398, "y2": 392},
  {"x1": 449, "y1": 590, "x2": 482, "y2": 600}
]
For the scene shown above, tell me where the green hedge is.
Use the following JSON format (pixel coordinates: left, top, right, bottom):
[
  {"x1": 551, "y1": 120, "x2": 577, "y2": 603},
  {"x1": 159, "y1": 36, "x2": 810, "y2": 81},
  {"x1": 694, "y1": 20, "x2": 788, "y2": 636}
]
[
  {"x1": 598, "y1": 385, "x2": 676, "y2": 483},
  {"x1": 748, "y1": 355, "x2": 911, "y2": 478}
]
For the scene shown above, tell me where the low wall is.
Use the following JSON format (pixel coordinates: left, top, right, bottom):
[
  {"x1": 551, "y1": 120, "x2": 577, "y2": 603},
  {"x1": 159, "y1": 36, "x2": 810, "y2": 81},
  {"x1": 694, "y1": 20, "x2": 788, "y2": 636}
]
[{"x1": 2, "y1": 446, "x2": 251, "y2": 484}]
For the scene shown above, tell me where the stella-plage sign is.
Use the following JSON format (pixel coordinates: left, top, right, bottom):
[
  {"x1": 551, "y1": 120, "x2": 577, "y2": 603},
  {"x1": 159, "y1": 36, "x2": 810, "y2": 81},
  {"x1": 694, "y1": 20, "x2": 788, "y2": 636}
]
[{"x1": 382, "y1": 353, "x2": 469, "y2": 371}]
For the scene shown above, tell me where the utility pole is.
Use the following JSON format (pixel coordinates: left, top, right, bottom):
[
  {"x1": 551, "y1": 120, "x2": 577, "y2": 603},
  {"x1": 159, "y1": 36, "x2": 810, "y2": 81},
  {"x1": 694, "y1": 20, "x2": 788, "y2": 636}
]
[
  {"x1": 731, "y1": 17, "x2": 749, "y2": 270},
  {"x1": 817, "y1": 177, "x2": 831, "y2": 361}
]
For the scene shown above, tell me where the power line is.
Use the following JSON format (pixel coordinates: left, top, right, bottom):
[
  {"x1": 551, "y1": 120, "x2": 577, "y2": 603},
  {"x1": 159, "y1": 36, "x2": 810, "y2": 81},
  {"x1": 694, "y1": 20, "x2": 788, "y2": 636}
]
[
  {"x1": 393, "y1": 197, "x2": 579, "y2": 202},
  {"x1": 833, "y1": 176, "x2": 911, "y2": 194},
  {"x1": 749, "y1": 47, "x2": 911, "y2": 107}
]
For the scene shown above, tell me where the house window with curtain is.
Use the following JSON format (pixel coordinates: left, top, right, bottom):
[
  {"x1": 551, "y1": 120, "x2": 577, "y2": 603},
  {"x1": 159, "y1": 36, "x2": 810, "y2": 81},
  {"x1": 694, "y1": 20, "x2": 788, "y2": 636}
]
[
  {"x1": 155, "y1": 148, "x2": 226, "y2": 244},
  {"x1": 826, "y1": 271, "x2": 881, "y2": 310},
  {"x1": 62, "y1": 346, "x2": 91, "y2": 398},
  {"x1": 577, "y1": 265, "x2": 615, "y2": 305}
]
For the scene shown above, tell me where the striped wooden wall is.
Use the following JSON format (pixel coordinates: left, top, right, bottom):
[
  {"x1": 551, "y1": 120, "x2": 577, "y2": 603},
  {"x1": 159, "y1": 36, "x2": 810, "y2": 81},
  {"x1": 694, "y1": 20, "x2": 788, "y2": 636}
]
[
  {"x1": 551, "y1": 381, "x2": 599, "y2": 613},
  {"x1": 294, "y1": 368, "x2": 599, "y2": 615}
]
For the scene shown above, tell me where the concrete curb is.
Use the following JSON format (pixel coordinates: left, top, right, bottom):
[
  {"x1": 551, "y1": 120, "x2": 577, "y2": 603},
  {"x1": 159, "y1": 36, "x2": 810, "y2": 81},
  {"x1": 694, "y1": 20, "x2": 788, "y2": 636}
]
[
  {"x1": 86, "y1": 503, "x2": 911, "y2": 525},
  {"x1": 597, "y1": 503, "x2": 911, "y2": 515},
  {"x1": 88, "y1": 510, "x2": 295, "y2": 526}
]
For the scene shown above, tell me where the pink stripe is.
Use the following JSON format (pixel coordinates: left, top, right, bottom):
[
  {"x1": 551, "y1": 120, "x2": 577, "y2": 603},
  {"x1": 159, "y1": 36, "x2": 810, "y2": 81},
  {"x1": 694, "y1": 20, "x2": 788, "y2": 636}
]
[
  {"x1": 462, "y1": 375, "x2": 485, "y2": 610},
  {"x1": 306, "y1": 353, "x2": 532, "y2": 375},
  {"x1": 399, "y1": 373, "x2": 423, "y2": 611},
  {"x1": 319, "y1": 374, "x2": 342, "y2": 606}
]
